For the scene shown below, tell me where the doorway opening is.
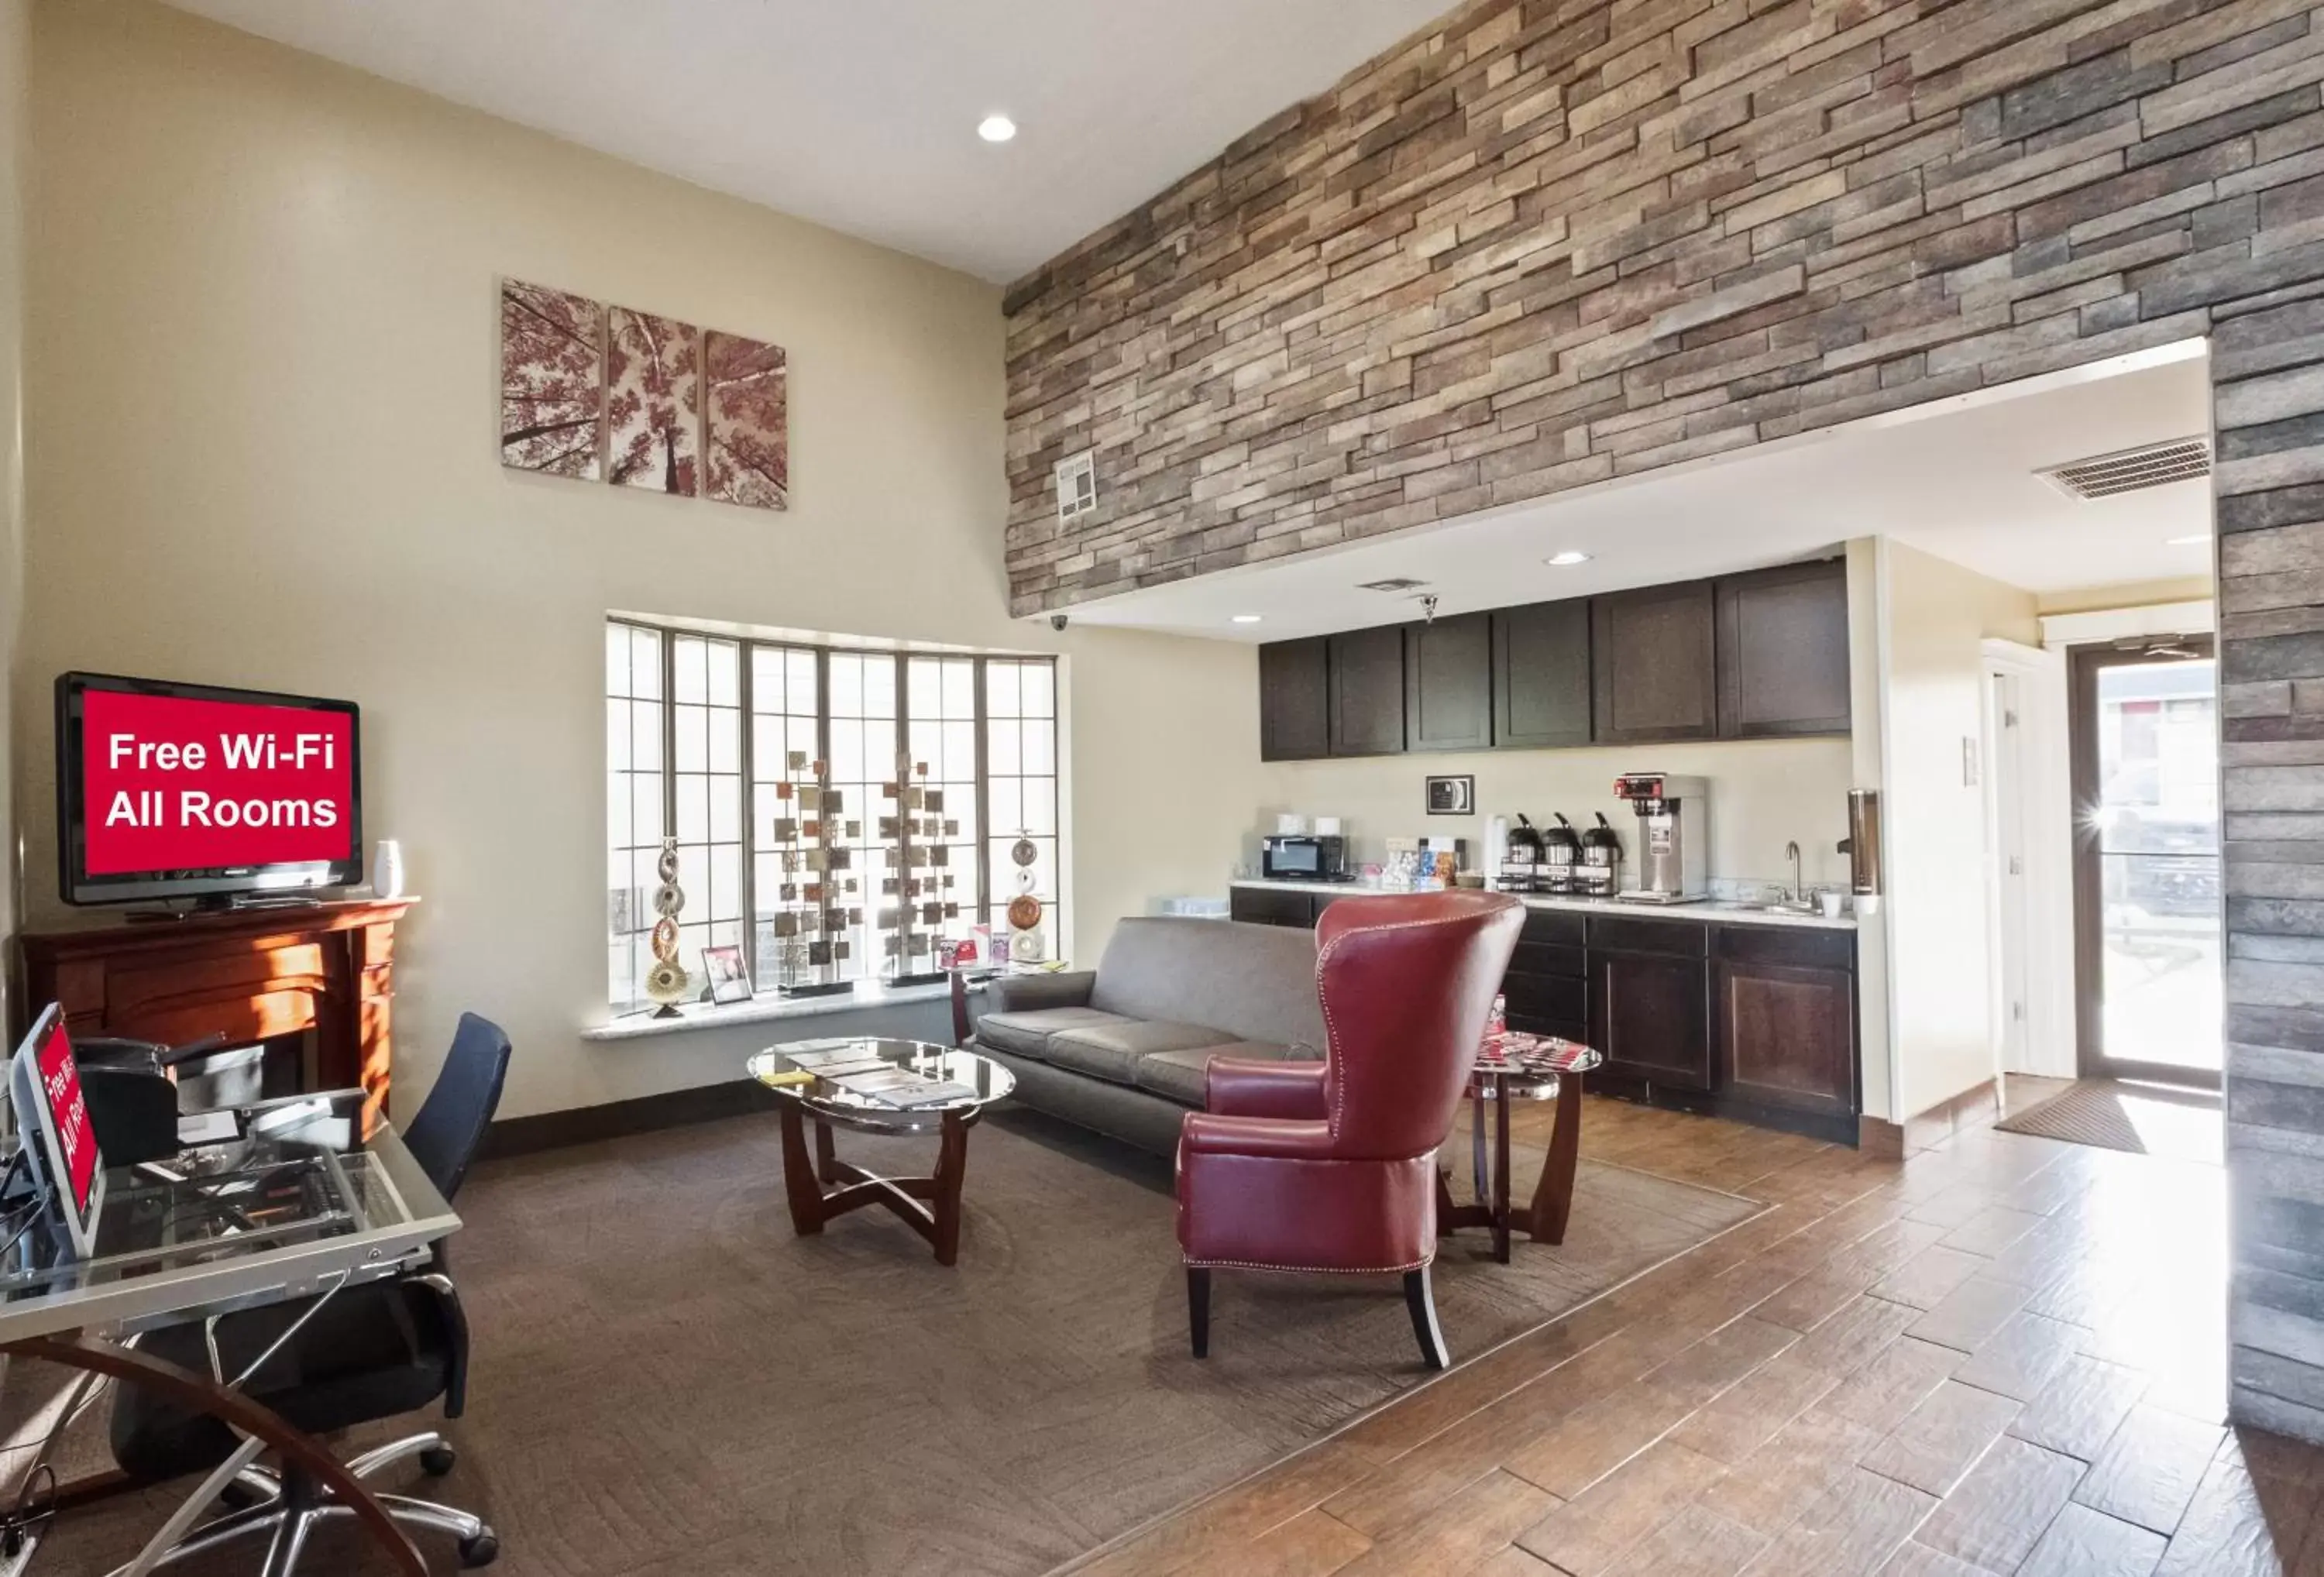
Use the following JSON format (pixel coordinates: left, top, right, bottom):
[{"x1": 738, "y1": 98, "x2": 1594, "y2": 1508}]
[{"x1": 2068, "y1": 636, "x2": 2223, "y2": 1089}]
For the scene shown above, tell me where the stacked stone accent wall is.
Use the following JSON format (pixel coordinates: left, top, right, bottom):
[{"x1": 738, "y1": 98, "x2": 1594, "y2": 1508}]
[{"x1": 1005, "y1": 0, "x2": 2324, "y2": 1443}]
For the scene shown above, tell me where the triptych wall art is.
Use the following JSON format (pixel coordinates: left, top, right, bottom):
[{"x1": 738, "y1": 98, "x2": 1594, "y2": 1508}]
[{"x1": 498, "y1": 278, "x2": 789, "y2": 510}]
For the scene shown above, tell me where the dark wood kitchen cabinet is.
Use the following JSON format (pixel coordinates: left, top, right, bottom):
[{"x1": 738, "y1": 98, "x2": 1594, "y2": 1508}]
[
  {"x1": 1229, "y1": 885, "x2": 1322, "y2": 928},
  {"x1": 1404, "y1": 613, "x2": 1494, "y2": 751},
  {"x1": 1585, "y1": 917, "x2": 1713, "y2": 1091},
  {"x1": 1257, "y1": 637, "x2": 1330, "y2": 761},
  {"x1": 1328, "y1": 625, "x2": 1405, "y2": 756},
  {"x1": 1493, "y1": 600, "x2": 1593, "y2": 751},
  {"x1": 1591, "y1": 581, "x2": 1717, "y2": 744},
  {"x1": 1717, "y1": 558, "x2": 1851, "y2": 738},
  {"x1": 1714, "y1": 927, "x2": 1855, "y2": 1117}
]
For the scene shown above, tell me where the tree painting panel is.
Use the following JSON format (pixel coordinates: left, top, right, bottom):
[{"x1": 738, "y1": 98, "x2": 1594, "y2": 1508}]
[
  {"x1": 501, "y1": 279, "x2": 604, "y2": 479},
  {"x1": 607, "y1": 306, "x2": 700, "y2": 495},
  {"x1": 704, "y1": 330, "x2": 789, "y2": 510}
]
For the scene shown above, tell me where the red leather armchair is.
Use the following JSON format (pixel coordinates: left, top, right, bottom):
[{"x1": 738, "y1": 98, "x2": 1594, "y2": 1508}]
[{"x1": 1176, "y1": 890, "x2": 1523, "y2": 1369}]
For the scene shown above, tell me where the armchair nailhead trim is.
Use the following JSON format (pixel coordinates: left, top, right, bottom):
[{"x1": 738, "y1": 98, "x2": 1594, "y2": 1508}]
[{"x1": 1181, "y1": 1253, "x2": 1434, "y2": 1274}]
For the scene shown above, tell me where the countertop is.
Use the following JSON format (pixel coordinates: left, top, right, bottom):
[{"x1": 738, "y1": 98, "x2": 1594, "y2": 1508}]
[{"x1": 1228, "y1": 878, "x2": 1857, "y2": 931}]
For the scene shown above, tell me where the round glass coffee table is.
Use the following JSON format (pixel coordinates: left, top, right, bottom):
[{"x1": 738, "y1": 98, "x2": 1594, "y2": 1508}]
[
  {"x1": 748, "y1": 1038, "x2": 1015, "y2": 1266},
  {"x1": 1438, "y1": 1037, "x2": 1604, "y2": 1263}
]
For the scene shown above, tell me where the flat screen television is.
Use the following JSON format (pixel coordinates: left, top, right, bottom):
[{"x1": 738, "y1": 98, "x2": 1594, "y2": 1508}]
[{"x1": 56, "y1": 672, "x2": 363, "y2": 906}]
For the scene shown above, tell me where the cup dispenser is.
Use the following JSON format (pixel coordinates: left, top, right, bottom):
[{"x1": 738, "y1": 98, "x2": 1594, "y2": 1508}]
[{"x1": 1842, "y1": 788, "x2": 1882, "y2": 915}]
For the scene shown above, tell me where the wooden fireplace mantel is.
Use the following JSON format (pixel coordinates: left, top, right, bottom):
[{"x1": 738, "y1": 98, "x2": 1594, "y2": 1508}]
[{"x1": 17, "y1": 898, "x2": 417, "y2": 1127}]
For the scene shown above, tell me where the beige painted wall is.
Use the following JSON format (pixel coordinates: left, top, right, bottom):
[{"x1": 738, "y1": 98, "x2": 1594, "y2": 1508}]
[
  {"x1": 1260, "y1": 739, "x2": 1855, "y2": 894},
  {"x1": 0, "y1": 0, "x2": 23, "y2": 1009},
  {"x1": 1878, "y1": 539, "x2": 2040, "y2": 1121},
  {"x1": 19, "y1": 0, "x2": 1260, "y2": 1118},
  {"x1": 1847, "y1": 538, "x2": 1893, "y2": 1123},
  {"x1": 2036, "y1": 575, "x2": 2214, "y2": 616}
]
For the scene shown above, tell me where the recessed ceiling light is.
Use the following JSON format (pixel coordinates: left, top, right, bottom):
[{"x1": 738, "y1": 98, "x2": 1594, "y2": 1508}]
[
  {"x1": 2166, "y1": 534, "x2": 2209, "y2": 545},
  {"x1": 978, "y1": 115, "x2": 1017, "y2": 143},
  {"x1": 1545, "y1": 551, "x2": 1592, "y2": 567},
  {"x1": 1230, "y1": 614, "x2": 1263, "y2": 624}
]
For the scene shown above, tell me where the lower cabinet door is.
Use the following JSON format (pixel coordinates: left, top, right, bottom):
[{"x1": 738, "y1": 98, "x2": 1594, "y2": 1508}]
[
  {"x1": 1229, "y1": 887, "x2": 1317, "y2": 928},
  {"x1": 1715, "y1": 957, "x2": 1855, "y2": 1115},
  {"x1": 1588, "y1": 950, "x2": 1713, "y2": 1091}
]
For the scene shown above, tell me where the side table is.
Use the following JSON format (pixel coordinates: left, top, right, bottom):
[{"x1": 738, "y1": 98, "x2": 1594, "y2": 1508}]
[{"x1": 1438, "y1": 1039, "x2": 1604, "y2": 1263}]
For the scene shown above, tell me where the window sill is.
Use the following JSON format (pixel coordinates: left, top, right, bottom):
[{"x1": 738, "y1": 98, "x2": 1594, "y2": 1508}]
[{"x1": 581, "y1": 978, "x2": 968, "y2": 1044}]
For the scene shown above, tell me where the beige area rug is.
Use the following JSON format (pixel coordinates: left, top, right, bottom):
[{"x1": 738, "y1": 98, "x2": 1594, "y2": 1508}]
[
  {"x1": 31, "y1": 1108, "x2": 1760, "y2": 1577},
  {"x1": 1995, "y1": 1077, "x2": 2223, "y2": 1163}
]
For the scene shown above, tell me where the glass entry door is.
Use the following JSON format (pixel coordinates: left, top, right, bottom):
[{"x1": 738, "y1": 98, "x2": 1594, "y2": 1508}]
[{"x1": 2070, "y1": 639, "x2": 2222, "y2": 1087}]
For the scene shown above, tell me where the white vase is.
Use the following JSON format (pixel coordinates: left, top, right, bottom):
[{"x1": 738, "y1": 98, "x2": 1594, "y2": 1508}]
[{"x1": 373, "y1": 839, "x2": 405, "y2": 898}]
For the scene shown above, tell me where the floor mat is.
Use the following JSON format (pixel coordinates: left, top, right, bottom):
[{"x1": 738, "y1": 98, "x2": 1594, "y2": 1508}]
[{"x1": 1995, "y1": 1078, "x2": 2222, "y2": 1163}]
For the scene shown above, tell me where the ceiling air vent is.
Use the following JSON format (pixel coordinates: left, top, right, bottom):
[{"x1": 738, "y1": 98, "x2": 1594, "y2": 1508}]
[
  {"x1": 1356, "y1": 577, "x2": 1430, "y2": 593},
  {"x1": 2037, "y1": 437, "x2": 2212, "y2": 500}
]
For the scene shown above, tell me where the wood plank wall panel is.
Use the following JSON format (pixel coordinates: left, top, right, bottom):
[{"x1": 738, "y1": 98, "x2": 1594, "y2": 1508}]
[{"x1": 1002, "y1": 0, "x2": 2324, "y2": 1445}]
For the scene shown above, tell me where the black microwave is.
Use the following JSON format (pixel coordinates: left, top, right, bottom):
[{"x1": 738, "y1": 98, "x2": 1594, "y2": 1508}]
[{"x1": 1260, "y1": 834, "x2": 1351, "y2": 881}]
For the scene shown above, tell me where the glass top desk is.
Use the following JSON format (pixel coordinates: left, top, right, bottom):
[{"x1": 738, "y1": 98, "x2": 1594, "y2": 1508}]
[
  {"x1": 0, "y1": 1090, "x2": 456, "y2": 1576},
  {"x1": 0, "y1": 1088, "x2": 459, "y2": 1347}
]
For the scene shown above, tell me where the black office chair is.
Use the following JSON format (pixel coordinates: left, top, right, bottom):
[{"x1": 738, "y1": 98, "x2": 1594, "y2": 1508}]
[{"x1": 105, "y1": 1012, "x2": 514, "y2": 1573}]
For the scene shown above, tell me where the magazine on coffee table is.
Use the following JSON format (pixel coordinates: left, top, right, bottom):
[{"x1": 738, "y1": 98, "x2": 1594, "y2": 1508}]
[
  {"x1": 784, "y1": 1046, "x2": 883, "y2": 1070},
  {"x1": 827, "y1": 1067, "x2": 927, "y2": 1095},
  {"x1": 807, "y1": 1058, "x2": 895, "y2": 1078},
  {"x1": 878, "y1": 1081, "x2": 978, "y2": 1109}
]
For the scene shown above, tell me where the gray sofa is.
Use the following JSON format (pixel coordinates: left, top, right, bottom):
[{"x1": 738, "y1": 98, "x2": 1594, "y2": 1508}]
[{"x1": 966, "y1": 917, "x2": 1327, "y2": 1156}]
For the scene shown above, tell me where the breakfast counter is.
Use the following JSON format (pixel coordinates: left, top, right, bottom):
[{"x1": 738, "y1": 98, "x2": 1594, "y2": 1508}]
[{"x1": 1226, "y1": 878, "x2": 1858, "y2": 931}]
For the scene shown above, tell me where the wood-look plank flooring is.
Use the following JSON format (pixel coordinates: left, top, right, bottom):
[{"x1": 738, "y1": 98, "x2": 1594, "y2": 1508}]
[{"x1": 1058, "y1": 1081, "x2": 2324, "y2": 1577}]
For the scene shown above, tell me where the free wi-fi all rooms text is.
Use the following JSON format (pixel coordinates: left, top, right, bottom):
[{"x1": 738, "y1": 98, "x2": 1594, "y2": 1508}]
[{"x1": 99, "y1": 731, "x2": 344, "y2": 830}]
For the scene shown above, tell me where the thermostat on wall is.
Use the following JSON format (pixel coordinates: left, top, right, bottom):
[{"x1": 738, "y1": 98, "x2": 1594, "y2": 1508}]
[{"x1": 1054, "y1": 451, "x2": 1096, "y2": 522}]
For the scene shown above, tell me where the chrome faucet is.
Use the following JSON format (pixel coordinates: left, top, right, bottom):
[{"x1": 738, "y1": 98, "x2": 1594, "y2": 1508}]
[{"x1": 1786, "y1": 840, "x2": 1803, "y2": 903}]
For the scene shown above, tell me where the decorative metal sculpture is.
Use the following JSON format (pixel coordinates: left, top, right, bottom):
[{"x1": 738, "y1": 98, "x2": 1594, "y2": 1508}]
[
  {"x1": 643, "y1": 838, "x2": 690, "y2": 1018},
  {"x1": 1006, "y1": 835, "x2": 1047, "y2": 962}
]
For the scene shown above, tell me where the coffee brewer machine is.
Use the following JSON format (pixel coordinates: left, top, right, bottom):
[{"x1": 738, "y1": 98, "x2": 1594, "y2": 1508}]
[{"x1": 1613, "y1": 772, "x2": 1710, "y2": 904}]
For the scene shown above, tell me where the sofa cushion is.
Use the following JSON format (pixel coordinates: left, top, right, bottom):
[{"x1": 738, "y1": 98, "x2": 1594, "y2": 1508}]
[
  {"x1": 1089, "y1": 918, "x2": 1326, "y2": 1053},
  {"x1": 1133, "y1": 1039, "x2": 1298, "y2": 1106},
  {"x1": 975, "y1": 1007, "x2": 1136, "y2": 1062},
  {"x1": 1043, "y1": 1020, "x2": 1232, "y2": 1087}
]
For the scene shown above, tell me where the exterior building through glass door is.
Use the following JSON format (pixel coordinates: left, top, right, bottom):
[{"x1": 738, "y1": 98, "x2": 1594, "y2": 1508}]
[{"x1": 2071, "y1": 640, "x2": 2221, "y2": 1084}]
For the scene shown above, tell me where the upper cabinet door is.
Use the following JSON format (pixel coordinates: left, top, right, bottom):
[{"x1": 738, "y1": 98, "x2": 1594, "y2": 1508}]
[
  {"x1": 1494, "y1": 600, "x2": 1592, "y2": 751},
  {"x1": 1328, "y1": 625, "x2": 1406, "y2": 756},
  {"x1": 1716, "y1": 559, "x2": 1851, "y2": 738},
  {"x1": 1404, "y1": 613, "x2": 1494, "y2": 752},
  {"x1": 1258, "y1": 637, "x2": 1331, "y2": 761},
  {"x1": 1590, "y1": 582, "x2": 1717, "y2": 744}
]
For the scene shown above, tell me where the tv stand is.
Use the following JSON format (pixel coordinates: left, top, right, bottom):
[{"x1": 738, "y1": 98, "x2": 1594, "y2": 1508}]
[
  {"x1": 18, "y1": 898, "x2": 417, "y2": 1130},
  {"x1": 127, "y1": 892, "x2": 330, "y2": 923}
]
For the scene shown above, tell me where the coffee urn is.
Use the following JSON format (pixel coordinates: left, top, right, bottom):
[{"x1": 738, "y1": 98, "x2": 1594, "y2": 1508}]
[{"x1": 1576, "y1": 813, "x2": 1621, "y2": 898}]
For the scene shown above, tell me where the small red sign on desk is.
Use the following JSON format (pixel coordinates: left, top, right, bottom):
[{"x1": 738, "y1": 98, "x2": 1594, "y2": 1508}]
[{"x1": 34, "y1": 1018, "x2": 98, "y2": 1218}]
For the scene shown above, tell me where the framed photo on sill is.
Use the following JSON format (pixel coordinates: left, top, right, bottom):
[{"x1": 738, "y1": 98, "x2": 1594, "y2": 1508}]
[{"x1": 700, "y1": 944, "x2": 753, "y2": 1005}]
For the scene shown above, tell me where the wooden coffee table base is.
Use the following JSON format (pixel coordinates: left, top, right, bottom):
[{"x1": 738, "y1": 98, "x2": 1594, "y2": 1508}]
[
  {"x1": 778, "y1": 1103, "x2": 977, "y2": 1265},
  {"x1": 1439, "y1": 1070, "x2": 1587, "y2": 1263}
]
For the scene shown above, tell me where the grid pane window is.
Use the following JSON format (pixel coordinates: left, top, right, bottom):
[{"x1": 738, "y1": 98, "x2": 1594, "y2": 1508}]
[
  {"x1": 823, "y1": 651, "x2": 896, "y2": 984},
  {"x1": 671, "y1": 635, "x2": 744, "y2": 981},
  {"x1": 985, "y1": 658, "x2": 1061, "y2": 951},
  {"x1": 607, "y1": 623, "x2": 665, "y2": 1011},
  {"x1": 750, "y1": 645, "x2": 819, "y2": 991},
  {"x1": 607, "y1": 620, "x2": 1058, "y2": 1009},
  {"x1": 907, "y1": 655, "x2": 981, "y2": 949}
]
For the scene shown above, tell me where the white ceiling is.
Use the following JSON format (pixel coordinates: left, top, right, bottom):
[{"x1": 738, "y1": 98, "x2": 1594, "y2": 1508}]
[
  {"x1": 161, "y1": 0, "x2": 1455, "y2": 283},
  {"x1": 1067, "y1": 346, "x2": 2218, "y2": 642}
]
